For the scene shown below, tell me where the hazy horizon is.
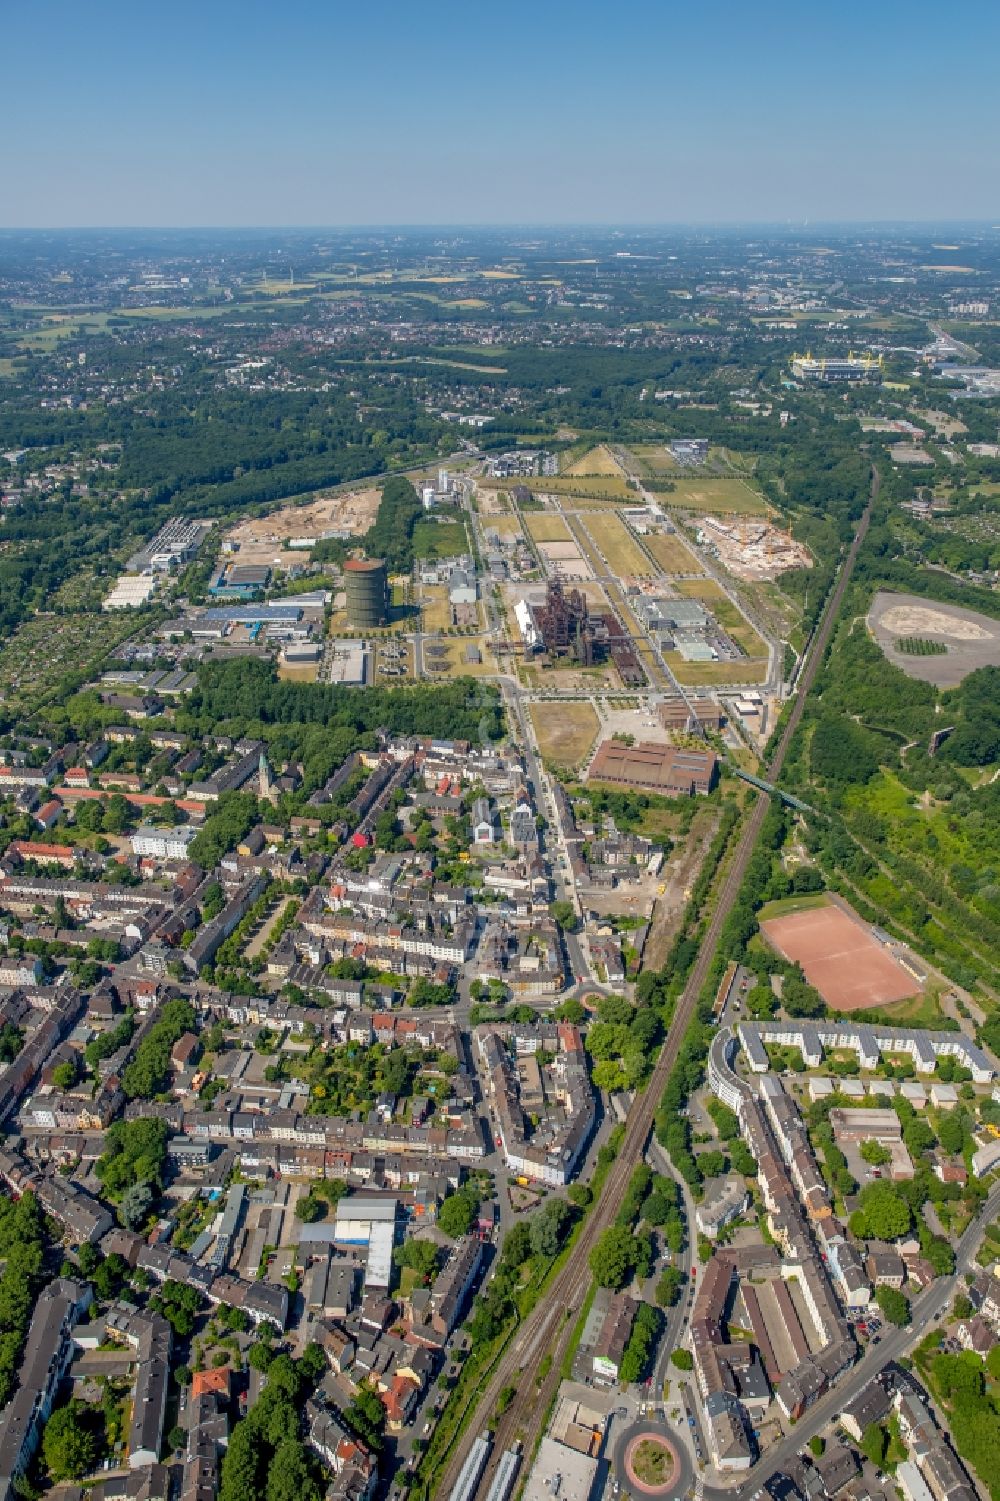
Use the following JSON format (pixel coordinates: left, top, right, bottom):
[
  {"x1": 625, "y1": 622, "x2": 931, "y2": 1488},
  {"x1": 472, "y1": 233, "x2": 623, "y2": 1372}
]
[
  {"x1": 4, "y1": 0, "x2": 999, "y2": 230},
  {"x1": 2, "y1": 221, "x2": 999, "y2": 234}
]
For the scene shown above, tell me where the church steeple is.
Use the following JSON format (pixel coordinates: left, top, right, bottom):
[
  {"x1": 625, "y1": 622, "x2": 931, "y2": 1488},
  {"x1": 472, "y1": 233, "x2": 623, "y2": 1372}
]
[{"x1": 258, "y1": 750, "x2": 276, "y2": 803}]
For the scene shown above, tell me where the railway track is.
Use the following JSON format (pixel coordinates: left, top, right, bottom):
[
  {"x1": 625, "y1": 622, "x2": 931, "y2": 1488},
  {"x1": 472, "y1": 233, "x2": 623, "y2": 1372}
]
[{"x1": 431, "y1": 474, "x2": 877, "y2": 1501}]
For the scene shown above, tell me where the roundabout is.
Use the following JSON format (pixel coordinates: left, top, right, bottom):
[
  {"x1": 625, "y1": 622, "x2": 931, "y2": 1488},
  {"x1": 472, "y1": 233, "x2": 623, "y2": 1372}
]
[{"x1": 613, "y1": 1419, "x2": 691, "y2": 1499}]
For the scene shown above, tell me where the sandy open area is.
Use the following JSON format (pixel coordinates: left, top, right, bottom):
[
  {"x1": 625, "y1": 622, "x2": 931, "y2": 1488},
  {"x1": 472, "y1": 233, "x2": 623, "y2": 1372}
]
[
  {"x1": 223, "y1": 487, "x2": 380, "y2": 567},
  {"x1": 536, "y1": 540, "x2": 593, "y2": 579},
  {"x1": 868, "y1": 590, "x2": 1000, "y2": 686},
  {"x1": 878, "y1": 603, "x2": 991, "y2": 641}
]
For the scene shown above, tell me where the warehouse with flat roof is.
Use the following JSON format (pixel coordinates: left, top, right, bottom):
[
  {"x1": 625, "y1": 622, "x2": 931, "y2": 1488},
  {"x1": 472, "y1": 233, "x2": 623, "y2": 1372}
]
[{"x1": 588, "y1": 739, "x2": 716, "y2": 795}]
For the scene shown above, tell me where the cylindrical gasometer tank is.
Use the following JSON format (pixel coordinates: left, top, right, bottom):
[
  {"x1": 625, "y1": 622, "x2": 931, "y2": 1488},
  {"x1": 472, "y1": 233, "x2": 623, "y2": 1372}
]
[{"x1": 344, "y1": 558, "x2": 388, "y2": 628}]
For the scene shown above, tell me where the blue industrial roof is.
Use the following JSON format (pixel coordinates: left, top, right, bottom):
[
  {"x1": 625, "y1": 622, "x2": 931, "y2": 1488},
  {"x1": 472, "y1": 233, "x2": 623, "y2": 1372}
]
[{"x1": 201, "y1": 604, "x2": 303, "y2": 624}]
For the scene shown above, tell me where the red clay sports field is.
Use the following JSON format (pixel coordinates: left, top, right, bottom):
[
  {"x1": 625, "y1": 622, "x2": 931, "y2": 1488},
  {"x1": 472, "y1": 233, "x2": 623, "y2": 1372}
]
[{"x1": 760, "y1": 901, "x2": 921, "y2": 1012}]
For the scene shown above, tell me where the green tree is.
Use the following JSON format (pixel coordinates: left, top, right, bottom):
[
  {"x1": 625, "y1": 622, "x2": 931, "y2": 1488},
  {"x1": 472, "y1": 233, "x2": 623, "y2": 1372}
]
[
  {"x1": 655, "y1": 1267, "x2": 682, "y2": 1307},
  {"x1": 549, "y1": 899, "x2": 579, "y2": 933},
  {"x1": 588, "y1": 1225, "x2": 636, "y2": 1290},
  {"x1": 746, "y1": 984, "x2": 777, "y2": 1019},
  {"x1": 266, "y1": 1438, "x2": 323, "y2": 1501},
  {"x1": 52, "y1": 1060, "x2": 77, "y2": 1090},
  {"x1": 394, "y1": 1239, "x2": 440, "y2": 1280},
  {"x1": 152, "y1": 1279, "x2": 202, "y2": 1337},
  {"x1": 670, "y1": 1348, "x2": 693, "y2": 1371},
  {"x1": 500, "y1": 1221, "x2": 533, "y2": 1268},
  {"x1": 0, "y1": 1023, "x2": 24, "y2": 1064},
  {"x1": 860, "y1": 1139, "x2": 891, "y2": 1167},
  {"x1": 42, "y1": 1402, "x2": 98, "y2": 1481},
  {"x1": 248, "y1": 1341, "x2": 275, "y2": 1374},
  {"x1": 730, "y1": 1141, "x2": 757, "y2": 1177},
  {"x1": 438, "y1": 1189, "x2": 478, "y2": 1239},
  {"x1": 96, "y1": 1117, "x2": 168, "y2": 1197},
  {"x1": 529, "y1": 1198, "x2": 574, "y2": 1259},
  {"x1": 118, "y1": 1181, "x2": 153, "y2": 1230},
  {"x1": 345, "y1": 1386, "x2": 386, "y2": 1452},
  {"x1": 860, "y1": 1423, "x2": 888, "y2": 1468},
  {"x1": 858, "y1": 1181, "x2": 912, "y2": 1240},
  {"x1": 875, "y1": 1285, "x2": 910, "y2": 1326},
  {"x1": 938, "y1": 1111, "x2": 969, "y2": 1156},
  {"x1": 643, "y1": 1189, "x2": 676, "y2": 1227}
]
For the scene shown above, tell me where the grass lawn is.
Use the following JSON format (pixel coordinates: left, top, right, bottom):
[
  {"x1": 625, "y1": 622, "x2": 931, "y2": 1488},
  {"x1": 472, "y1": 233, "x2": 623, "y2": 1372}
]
[
  {"x1": 118, "y1": 303, "x2": 236, "y2": 321},
  {"x1": 564, "y1": 495, "x2": 632, "y2": 509},
  {"x1": 421, "y1": 585, "x2": 452, "y2": 632},
  {"x1": 277, "y1": 662, "x2": 321, "y2": 682},
  {"x1": 707, "y1": 594, "x2": 768, "y2": 657},
  {"x1": 846, "y1": 770, "x2": 983, "y2": 877},
  {"x1": 412, "y1": 519, "x2": 468, "y2": 558},
  {"x1": 582, "y1": 511, "x2": 654, "y2": 575},
  {"x1": 631, "y1": 1439, "x2": 677, "y2": 1487},
  {"x1": 852, "y1": 988, "x2": 948, "y2": 1029},
  {"x1": 713, "y1": 447, "x2": 759, "y2": 474},
  {"x1": 529, "y1": 700, "x2": 600, "y2": 769},
  {"x1": 644, "y1": 532, "x2": 705, "y2": 574},
  {"x1": 525, "y1": 513, "x2": 572, "y2": 543},
  {"x1": 399, "y1": 1265, "x2": 422, "y2": 1297},
  {"x1": 533, "y1": 474, "x2": 635, "y2": 501},
  {"x1": 491, "y1": 516, "x2": 523, "y2": 540},
  {"x1": 665, "y1": 478, "x2": 770, "y2": 515},
  {"x1": 627, "y1": 443, "x2": 677, "y2": 475},
  {"x1": 757, "y1": 892, "x2": 831, "y2": 921},
  {"x1": 636, "y1": 643, "x2": 668, "y2": 688},
  {"x1": 562, "y1": 444, "x2": 623, "y2": 477},
  {"x1": 668, "y1": 656, "x2": 768, "y2": 686},
  {"x1": 423, "y1": 635, "x2": 496, "y2": 679},
  {"x1": 675, "y1": 577, "x2": 724, "y2": 599}
]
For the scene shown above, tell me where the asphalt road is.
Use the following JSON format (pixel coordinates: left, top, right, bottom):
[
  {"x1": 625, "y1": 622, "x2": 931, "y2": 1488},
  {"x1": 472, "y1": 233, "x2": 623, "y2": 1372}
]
[
  {"x1": 611, "y1": 1416, "x2": 693, "y2": 1500},
  {"x1": 434, "y1": 471, "x2": 879, "y2": 1501},
  {"x1": 701, "y1": 1173, "x2": 1000, "y2": 1501}
]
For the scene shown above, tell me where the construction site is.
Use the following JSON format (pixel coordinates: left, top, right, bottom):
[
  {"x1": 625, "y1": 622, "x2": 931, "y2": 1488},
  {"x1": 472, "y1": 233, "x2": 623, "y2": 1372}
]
[
  {"x1": 221, "y1": 487, "x2": 381, "y2": 569},
  {"x1": 692, "y1": 517, "x2": 813, "y2": 581}
]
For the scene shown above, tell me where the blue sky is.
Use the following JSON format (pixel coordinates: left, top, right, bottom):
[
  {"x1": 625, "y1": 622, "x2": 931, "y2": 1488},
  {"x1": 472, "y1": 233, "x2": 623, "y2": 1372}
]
[{"x1": 4, "y1": 0, "x2": 999, "y2": 227}]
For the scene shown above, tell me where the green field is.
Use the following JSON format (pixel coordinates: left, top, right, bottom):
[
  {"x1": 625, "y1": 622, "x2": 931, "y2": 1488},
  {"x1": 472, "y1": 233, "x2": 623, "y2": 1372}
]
[
  {"x1": 530, "y1": 474, "x2": 636, "y2": 501},
  {"x1": 627, "y1": 444, "x2": 677, "y2": 476},
  {"x1": 644, "y1": 532, "x2": 705, "y2": 575},
  {"x1": 852, "y1": 988, "x2": 949, "y2": 1029},
  {"x1": 562, "y1": 444, "x2": 623, "y2": 477},
  {"x1": 757, "y1": 892, "x2": 831, "y2": 921},
  {"x1": 664, "y1": 478, "x2": 770, "y2": 515},
  {"x1": 524, "y1": 513, "x2": 572, "y2": 543},
  {"x1": 412, "y1": 519, "x2": 468, "y2": 558},
  {"x1": 667, "y1": 655, "x2": 768, "y2": 686},
  {"x1": 581, "y1": 511, "x2": 654, "y2": 575},
  {"x1": 529, "y1": 700, "x2": 600, "y2": 769}
]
